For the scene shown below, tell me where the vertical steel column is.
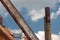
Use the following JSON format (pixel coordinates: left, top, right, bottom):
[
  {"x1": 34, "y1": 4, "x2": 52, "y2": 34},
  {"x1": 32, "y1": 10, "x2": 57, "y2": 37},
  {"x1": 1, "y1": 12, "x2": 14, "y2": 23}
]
[
  {"x1": 0, "y1": 0, "x2": 39, "y2": 40},
  {"x1": 44, "y1": 7, "x2": 51, "y2": 40}
]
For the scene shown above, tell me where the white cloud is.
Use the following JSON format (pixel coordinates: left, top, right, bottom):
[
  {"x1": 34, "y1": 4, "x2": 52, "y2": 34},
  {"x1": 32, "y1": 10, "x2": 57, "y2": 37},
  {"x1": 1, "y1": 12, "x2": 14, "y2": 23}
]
[
  {"x1": 9, "y1": 29, "x2": 23, "y2": 38},
  {"x1": 35, "y1": 31, "x2": 45, "y2": 40},
  {"x1": 9, "y1": 29, "x2": 60, "y2": 40},
  {"x1": 9, "y1": 29, "x2": 22, "y2": 34},
  {"x1": 0, "y1": 0, "x2": 57, "y2": 18},
  {"x1": 11, "y1": 0, "x2": 59, "y2": 21},
  {"x1": 51, "y1": 12, "x2": 57, "y2": 19},
  {"x1": 28, "y1": 7, "x2": 60, "y2": 22},
  {"x1": 28, "y1": 8, "x2": 45, "y2": 21},
  {"x1": 35, "y1": 31, "x2": 60, "y2": 40},
  {"x1": 51, "y1": 7, "x2": 60, "y2": 19},
  {"x1": 59, "y1": 32, "x2": 60, "y2": 35}
]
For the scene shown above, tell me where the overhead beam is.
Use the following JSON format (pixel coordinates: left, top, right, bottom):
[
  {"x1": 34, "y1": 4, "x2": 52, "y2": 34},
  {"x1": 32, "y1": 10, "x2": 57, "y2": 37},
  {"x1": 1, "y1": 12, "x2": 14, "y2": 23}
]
[
  {"x1": 0, "y1": 0, "x2": 39, "y2": 40},
  {"x1": 44, "y1": 7, "x2": 51, "y2": 40}
]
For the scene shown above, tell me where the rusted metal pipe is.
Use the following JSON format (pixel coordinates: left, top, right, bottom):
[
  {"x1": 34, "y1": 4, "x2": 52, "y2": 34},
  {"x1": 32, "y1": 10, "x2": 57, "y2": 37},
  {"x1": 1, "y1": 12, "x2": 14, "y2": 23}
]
[
  {"x1": 0, "y1": 25, "x2": 14, "y2": 40},
  {"x1": 0, "y1": 0, "x2": 39, "y2": 40},
  {"x1": 44, "y1": 7, "x2": 51, "y2": 40}
]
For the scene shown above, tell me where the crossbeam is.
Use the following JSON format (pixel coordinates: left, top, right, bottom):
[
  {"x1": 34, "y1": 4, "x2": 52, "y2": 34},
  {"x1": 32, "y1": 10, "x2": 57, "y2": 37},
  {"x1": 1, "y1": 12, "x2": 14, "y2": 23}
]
[{"x1": 0, "y1": 0, "x2": 39, "y2": 40}]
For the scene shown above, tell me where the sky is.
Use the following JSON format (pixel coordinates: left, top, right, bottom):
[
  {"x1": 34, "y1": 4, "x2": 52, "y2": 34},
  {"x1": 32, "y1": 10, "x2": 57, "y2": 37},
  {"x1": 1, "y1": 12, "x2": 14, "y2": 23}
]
[{"x1": 0, "y1": 0, "x2": 60, "y2": 40}]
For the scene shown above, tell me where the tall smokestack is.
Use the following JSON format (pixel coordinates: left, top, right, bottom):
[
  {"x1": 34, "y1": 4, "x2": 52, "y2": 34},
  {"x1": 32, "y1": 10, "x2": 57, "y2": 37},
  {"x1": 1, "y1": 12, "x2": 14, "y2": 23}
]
[
  {"x1": 0, "y1": 16, "x2": 2, "y2": 25},
  {"x1": 44, "y1": 7, "x2": 51, "y2": 40}
]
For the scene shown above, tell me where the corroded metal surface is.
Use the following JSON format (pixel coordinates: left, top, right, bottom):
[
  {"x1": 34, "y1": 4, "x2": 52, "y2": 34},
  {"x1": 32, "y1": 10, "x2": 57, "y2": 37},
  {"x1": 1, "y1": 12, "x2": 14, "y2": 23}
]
[
  {"x1": 45, "y1": 7, "x2": 50, "y2": 23},
  {"x1": 0, "y1": 25, "x2": 14, "y2": 40},
  {"x1": 0, "y1": 0, "x2": 39, "y2": 40},
  {"x1": 44, "y1": 7, "x2": 51, "y2": 40}
]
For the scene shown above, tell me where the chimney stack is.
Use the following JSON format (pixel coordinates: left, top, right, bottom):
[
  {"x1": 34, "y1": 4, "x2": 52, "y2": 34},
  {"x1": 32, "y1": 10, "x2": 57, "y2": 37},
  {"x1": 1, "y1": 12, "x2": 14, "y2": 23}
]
[
  {"x1": 44, "y1": 7, "x2": 51, "y2": 40},
  {"x1": 0, "y1": 16, "x2": 2, "y2": 25}
]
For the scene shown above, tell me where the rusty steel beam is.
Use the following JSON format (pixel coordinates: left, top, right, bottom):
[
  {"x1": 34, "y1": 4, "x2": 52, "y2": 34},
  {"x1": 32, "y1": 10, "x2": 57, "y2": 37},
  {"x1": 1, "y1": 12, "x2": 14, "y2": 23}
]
[
  {"x1": 24, "y1": 36, "x2": 29, "y2": 40},
  {"x1": 0, "y1": 16, "x2": 2, "y2": 25},
  {"x1": 0, "y1": 0, "x2": 39, "y2": 40},
  {"x1": 44, "y1": 7, "x2": 51, "y2": 40},
  {"x1": 0, "y1": 25, "x2": 14, "y2": 40}
]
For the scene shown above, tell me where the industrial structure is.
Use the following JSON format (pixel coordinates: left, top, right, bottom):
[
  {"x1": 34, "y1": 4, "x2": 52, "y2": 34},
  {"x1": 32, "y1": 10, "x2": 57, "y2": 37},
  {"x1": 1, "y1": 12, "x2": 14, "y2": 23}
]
[
  {"x1": 0, "y1": 0, "x2": 51, "y2": 40},
  {"x1": 44, "y1": 7, "x2": 51, "y2": 40}
]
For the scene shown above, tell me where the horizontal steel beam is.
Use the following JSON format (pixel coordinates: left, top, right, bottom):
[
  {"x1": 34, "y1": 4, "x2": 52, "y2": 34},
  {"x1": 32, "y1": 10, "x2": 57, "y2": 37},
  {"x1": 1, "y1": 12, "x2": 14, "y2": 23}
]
[{"x1": 0, "y1": 0, "x2": 39, "y2": 40}]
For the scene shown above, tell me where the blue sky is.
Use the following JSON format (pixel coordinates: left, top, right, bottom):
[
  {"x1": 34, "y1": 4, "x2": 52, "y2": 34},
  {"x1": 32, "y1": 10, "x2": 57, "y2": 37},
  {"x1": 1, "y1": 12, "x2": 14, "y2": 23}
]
[{"x1": 0, "y1": 0, "x2": 60, "y2": 35}]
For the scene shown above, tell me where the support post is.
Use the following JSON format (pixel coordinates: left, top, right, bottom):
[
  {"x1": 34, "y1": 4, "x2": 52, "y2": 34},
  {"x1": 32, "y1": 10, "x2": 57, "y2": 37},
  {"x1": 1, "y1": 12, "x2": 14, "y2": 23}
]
[{"x1": 44, "y1": 7, "x2": 51, "y2": 40}]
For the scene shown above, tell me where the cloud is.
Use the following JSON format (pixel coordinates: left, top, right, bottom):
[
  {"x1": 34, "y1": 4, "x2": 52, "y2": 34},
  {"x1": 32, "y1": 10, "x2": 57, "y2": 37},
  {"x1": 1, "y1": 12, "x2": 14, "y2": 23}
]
[
  {"x1": 10, "y1": 0, "x2": 59, "y2": 22},
  {"x1": 59, "y1": 32, "x2": 60, "y2": 35},
  {"x1": 35, "y1": 31, "x2": 59, "y2": 40},
  {"x1": 9, "y1": 29, "x2": 60, "y2": 40},
  {"x1": 28, "y1": 8, "x2": 45, "y2": 21},
  {"x1": 35, "y1": 31, "x2": 45, "y2": 40},
  {"x1": 28, "y1": 7, "x2": 60, "y2": 22},
  {"x1": 0, "y1": 0, "x2": 57, "y2": 18},
  {"x1": 9, "y1": 29, "x2": 22, "y2": 34},
  {"x1": 51, "y1": 7, "x2": 60, "y2": 19},
  {"x1": 9, "y1": 29, "x2": 23, "y2": 38}
]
